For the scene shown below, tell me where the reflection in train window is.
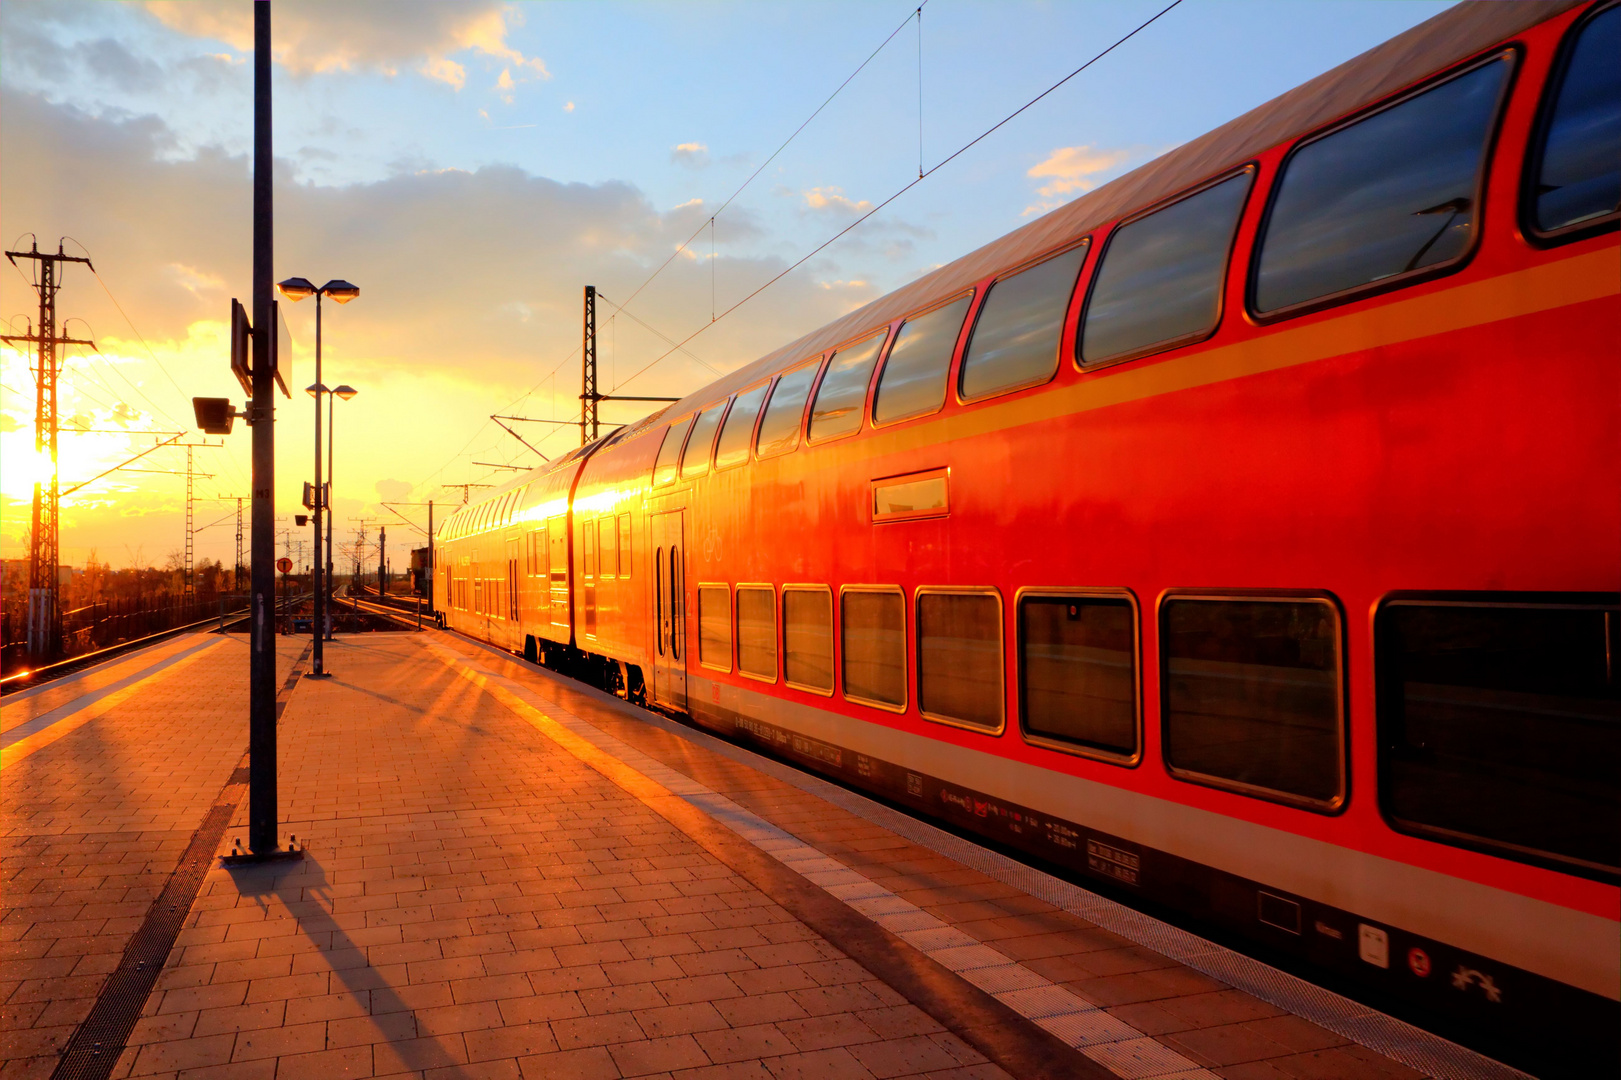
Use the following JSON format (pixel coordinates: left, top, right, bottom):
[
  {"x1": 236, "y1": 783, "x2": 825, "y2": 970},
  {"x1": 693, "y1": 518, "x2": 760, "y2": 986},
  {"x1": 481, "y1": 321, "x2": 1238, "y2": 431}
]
[
  {"x1": 1161, "y1": 597, "x2": 1343, "y2": 808},
  {"x1": 1081, "y1": 171, "x2": 1252, "y2": 365},
  {"x1": 917, "y1": 590, "x2": 1004, "y2": 732},
  {"x1": 681, "y1": 402, "x2": 727, "y2": 479},
  {"x1": 873, "y1": 295, "x2": 972, "y2": 426},
  {"x1": 1019, "y1": 594, "x2": 1138, "y2": 760},
  {"x1": 1530, "y1": 5, "x2": 1621, "y2": 235},
  {"x1": 842, "y1": 588, "x2": 905, "y2": 709},
  {"x1": 617, "y1": 514, "x2": 632, "y2": 577},
  {"x1": 809, "y1": 332, "x2": 888, "y2": 443},
  {"x1": 1377, "y1": 596, "x2": 1620, "y2": 877},
  {"x1": 698, "y1": 585, "x2": 732, "y2": 672},
  {"x1": 653, "y1": 415, "x2": 694, "y2": 486},
  {"x1": 736, "y1": 585, "x2": 778, "y2": 681},
  {"x1": 715, "y1": 382, "x2": 769, "y2": 470},
  {"x1": 960, "y1": 243, "x2": 1088, "y2": 402},
  {"x1": 1253, "y1": 54, "x2": 1511, "y2": 315},
  {"x1": 784, "y1": 587, "x2": 834, "y2": 693},
  {"x1": 756, "y1": 361, "x2": 821, "y2": 458}
]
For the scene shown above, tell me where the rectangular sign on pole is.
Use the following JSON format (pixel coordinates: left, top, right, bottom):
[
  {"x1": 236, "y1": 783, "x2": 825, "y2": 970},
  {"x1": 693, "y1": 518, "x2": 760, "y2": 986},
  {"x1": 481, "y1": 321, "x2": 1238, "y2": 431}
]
[
  {"x1": 271, "y1": 299, "x2": 294, "y2": 399},
  {"x1": 230, "y1": 298, "x2": 252, "y2": 396}
]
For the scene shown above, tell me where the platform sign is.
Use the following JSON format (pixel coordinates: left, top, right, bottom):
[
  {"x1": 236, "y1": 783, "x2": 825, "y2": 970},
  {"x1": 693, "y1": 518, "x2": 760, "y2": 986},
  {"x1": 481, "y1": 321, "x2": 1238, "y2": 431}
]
[{"x1": 229, "y1": 298, "x2": 252, "y2": 396}]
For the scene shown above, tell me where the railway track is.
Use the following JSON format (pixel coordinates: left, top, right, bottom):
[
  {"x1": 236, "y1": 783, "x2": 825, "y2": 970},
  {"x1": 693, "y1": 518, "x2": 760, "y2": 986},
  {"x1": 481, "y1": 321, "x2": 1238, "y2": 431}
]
[{"x1": 0, "y1": 593, "x2": 309, "y2": 697}]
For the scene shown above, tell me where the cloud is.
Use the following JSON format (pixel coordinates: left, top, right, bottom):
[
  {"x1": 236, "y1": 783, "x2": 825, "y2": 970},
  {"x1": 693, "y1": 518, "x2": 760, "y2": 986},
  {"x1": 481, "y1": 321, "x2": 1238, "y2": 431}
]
[
  {"x1": 142, "y1": 0, "x2": 550, "y2": 87},
  {"x1": 496, "y1": 68, "x2": 515, "y2": 103},
  {"x1": 374, "y1": 478, "x2": 412, "y2": 503},
  {"x1": 802, "y1": 186, "x2": 872, "y2": 215},
  {"x1": 1023, "y1": 144, "x2": 1132, "y2": 216},
  {"x1": 422, "y1": 56, "x2": 466, "y2": 91},
  {"x1": 671, "y1": 142, "x2": 709, "y2": 168},
  {"x1": 1, "y1": 86, "x2": 874, "y2": 565},
  {"x1": 563, "y1": 101, "x2": 575, "y2": 113}
]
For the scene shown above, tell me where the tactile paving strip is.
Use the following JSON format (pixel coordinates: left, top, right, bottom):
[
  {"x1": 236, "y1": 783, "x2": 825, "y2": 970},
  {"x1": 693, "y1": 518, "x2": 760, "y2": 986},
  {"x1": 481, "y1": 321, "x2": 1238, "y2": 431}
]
[
  {"x1": 434, "y1": 644, "x2": 1218, "y2": 1080},
  {"x1": 453, "y1": 635, "x2": 1536, "y2": 1080}
]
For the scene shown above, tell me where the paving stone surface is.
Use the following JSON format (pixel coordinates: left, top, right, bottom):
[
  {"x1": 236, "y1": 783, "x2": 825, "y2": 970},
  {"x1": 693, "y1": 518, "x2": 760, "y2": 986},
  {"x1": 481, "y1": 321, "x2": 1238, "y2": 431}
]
[
  {"x1": 0, "y1": 633, "x2": 305, "y2": 1080},
  {"x1": 2, "y1": 631, "x2": 1433, "y2": 1080}
]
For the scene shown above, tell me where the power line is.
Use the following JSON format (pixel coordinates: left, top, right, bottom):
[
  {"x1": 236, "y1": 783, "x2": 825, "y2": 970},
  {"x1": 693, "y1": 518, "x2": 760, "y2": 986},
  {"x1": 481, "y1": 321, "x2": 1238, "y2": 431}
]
[
  {"x1": 63, "y1": 237, "x2": 192, "y2": 421},
  {"x1": 613, "y1": 0, "x2": 931, "y2": 317},
  {"x1": 612, "y1": 0, "x2": 1183, "y2": 394},
  {"x1": 595, "y1": 292, "x2": 719, "y2": 375}
]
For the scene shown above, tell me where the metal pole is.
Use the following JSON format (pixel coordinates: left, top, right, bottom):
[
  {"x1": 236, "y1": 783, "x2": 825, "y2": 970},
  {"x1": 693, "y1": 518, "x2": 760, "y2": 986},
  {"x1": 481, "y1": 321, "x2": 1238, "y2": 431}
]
[
  {"x1": 326, "y1": 390, "x2": 335, "y2": 638},
  {"x1": 427, "y1": 500, "x2": 434, "y2": 614},
  {"x1": 310, "y1": 291, "x2": 327, "y2": 676},
  {"x1": 581, "y1": 285, "x2": 597, "y2": 446},
  {"x1": 248, "y1": 0, "x2": 279, "y2": 856}
]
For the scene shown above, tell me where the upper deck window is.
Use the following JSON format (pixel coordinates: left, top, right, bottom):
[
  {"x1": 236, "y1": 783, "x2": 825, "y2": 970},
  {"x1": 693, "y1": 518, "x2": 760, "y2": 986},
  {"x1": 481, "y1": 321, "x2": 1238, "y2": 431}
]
[
  {"x1": 1377, "y1": 595, "x2": 1620, "y2": 878},
  {"x1": 809, "y1": 331, "x2": 887, "y2": 443},
  {"x1": 653, "y1": 415, "x2": 694, "y2": 486},
  {"x1": 715, "y1": 383, "x2": 769, "y2": 470},
  {"x1": 1080, "y1": 172, "x2": 1252, "y2": 365},
  {"x1": 960, "y1": 243, "x2": 1087, "y2": 402},
  {"x1": 681, "y1": 402, "x2": 727, "y2": 479},
  {"x1": 1253, "y1": 54, "x2": 1513, "y2": 316},
  {"x1": 873, "y1": 295, "x2": 972, "y2": 426},
  {"x1": 1529, "y1": 4, "x2": 1621, "y2": 236},
  {"x1": 756, "y1": 361, "x2": 820, "y2": 458}
]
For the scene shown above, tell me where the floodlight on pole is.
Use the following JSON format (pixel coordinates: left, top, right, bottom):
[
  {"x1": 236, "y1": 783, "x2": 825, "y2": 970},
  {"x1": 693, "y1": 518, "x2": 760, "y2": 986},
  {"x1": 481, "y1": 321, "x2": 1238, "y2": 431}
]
[
  {"x1": 334, "y1": 384, "x2": 357, "y2": 400},
  {"x1": 321, "y1": 280, "x2": 359, "y2": 304},
  {"x1": 276, "y1": 277, "x2": 316, "y2": 301}
]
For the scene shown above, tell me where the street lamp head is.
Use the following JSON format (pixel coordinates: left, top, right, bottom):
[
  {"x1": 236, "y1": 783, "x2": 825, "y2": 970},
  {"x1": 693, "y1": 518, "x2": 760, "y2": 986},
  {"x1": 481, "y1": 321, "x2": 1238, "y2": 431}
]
[
  {"x1": 305, "y1": 383, "x2": 329, "y2": 399},
  {"x1": 277, "y1": 276, "x2": 317, "y2": 301},
  {"x1": 321, "y1": 280, "x2": 360, "y2": 304},
  {"x1": 334, "y1": 384, "x2": 359, "y2": 401}
]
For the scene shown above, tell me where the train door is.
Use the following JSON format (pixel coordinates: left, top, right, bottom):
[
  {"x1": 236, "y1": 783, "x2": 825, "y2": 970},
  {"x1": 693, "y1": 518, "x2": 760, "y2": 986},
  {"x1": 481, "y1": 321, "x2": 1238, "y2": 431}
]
[
  {"x1": 506, "y1": 537, "x2": 519, "y2": 622},
  {"x1": 651, "y1": 510, "x2": 687, "y2": 709}
]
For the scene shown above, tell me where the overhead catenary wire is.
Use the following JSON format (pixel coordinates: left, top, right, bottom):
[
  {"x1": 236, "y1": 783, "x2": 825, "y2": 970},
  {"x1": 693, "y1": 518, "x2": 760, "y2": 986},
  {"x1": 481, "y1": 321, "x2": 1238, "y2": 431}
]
[
  {"x1": 595, "y1": 293, "x2": 718, "y2": 374},
  {"x1": 611, "y1": 0, "x2": 1184, "y2": 396},
  {"x1": 613, "y1": 0, "x2": 932, "y2": 318}
]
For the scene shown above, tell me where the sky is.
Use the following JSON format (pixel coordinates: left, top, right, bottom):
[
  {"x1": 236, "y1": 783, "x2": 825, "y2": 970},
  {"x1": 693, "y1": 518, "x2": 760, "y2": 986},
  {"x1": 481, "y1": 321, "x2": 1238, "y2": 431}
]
[{"x1": 0, "y1": 0, "x2": 1455, "y2": 572}]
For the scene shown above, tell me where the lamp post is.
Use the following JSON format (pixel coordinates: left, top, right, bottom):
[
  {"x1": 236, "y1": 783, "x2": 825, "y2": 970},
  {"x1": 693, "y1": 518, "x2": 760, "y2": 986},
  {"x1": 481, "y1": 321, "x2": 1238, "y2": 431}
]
[
  {"x1": 276, "y1": 276, "x2": 358, "y2": 679},
  {"x1": 326, "y1": 384, "x2": 357, "y2": 638}
]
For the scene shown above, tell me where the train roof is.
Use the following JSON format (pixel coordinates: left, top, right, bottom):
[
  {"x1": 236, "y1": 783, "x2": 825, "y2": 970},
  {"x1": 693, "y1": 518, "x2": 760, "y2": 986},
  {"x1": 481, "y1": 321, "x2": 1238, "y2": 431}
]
[{"x1": 641, "y1": 0, "x2": 1582, "y2": 420}]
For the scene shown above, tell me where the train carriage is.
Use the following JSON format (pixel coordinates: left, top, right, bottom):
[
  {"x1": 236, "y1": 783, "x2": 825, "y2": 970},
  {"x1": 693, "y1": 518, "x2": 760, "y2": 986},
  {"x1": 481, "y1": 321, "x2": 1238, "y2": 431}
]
[{"x1": 435, "y1": 2, "x2": 1620, "y2": 1071}]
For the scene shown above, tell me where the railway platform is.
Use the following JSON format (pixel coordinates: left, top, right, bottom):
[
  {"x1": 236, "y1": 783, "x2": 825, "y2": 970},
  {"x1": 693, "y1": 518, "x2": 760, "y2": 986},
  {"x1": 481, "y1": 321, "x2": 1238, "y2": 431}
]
[{"x1": 2, "y1": 630, "x2": 1528, "y2": 1080}]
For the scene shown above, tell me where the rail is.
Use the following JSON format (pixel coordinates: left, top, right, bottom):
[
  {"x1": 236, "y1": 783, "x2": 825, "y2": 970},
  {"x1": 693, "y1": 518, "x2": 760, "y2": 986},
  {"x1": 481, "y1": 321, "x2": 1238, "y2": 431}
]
[{"x1": 0, "y1": 593, "x2": 308, "y2": 696}]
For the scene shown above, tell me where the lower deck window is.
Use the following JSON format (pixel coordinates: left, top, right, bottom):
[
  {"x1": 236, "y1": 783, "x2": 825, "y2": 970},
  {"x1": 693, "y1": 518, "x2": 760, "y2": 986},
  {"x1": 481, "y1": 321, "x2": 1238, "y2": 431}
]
[
  {"x1": 917, "y1": 590, "x2": 1003, "y2": 731},
  {"x1": 784, "y1": 588, "x2": 833, "y2": 693},
  {"x1": 1161, "y1": 596, "x2": 1343, "y2": 808},
  {"x1": 1019, "y1": 594, "x2": 1137, "y2": 760},
  {"x1": 737, "y1": 586, "x2": 777, "y2": 680},
  {"x1": 698, "y1": 585, "x2": 732, "y2": 671},
  {"x1": 842, "y1": 589, "x2": 905, "y2": 708},
  {"x1": 1376, "y1": 596, "x2": 1620, "y2": 877}
]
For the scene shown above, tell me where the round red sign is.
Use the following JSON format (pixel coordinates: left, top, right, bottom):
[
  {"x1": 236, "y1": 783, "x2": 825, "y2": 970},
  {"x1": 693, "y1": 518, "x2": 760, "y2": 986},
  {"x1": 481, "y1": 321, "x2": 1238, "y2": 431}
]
[
  {"x1": 1407, "y1": 947, "x2": 1431, "y2": 978},
  {"x1": 276, "y1": 557, "x2": 293, "y2": 573}
]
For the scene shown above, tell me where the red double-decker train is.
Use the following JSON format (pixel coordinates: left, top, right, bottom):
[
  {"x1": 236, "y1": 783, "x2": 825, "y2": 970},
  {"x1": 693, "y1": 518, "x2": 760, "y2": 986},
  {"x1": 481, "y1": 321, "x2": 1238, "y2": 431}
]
[{"x1": 434, "y1": 2, "x2": 1618, "y2": 1071}]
